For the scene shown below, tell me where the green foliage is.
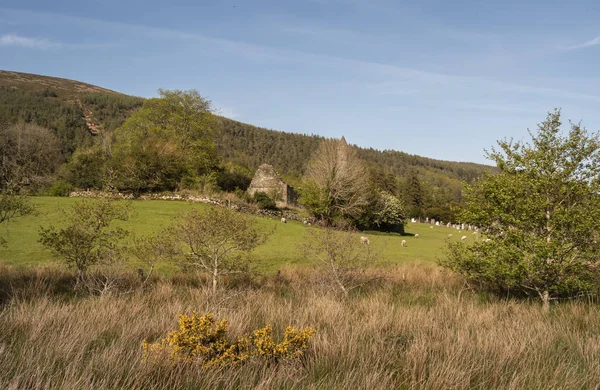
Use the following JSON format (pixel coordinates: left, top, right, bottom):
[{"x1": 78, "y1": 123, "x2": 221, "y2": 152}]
[
  {"x1": 47, "y1": 180, "x2": 73, "y2": 197},
  {"x1": 109, "y1": 89, "x2": 218, "y2": 193},
  {"x1": 441, "y1": 110, "x2": 600, "y2": 306},
  {"x1": 215, "y1": 164, "x2": 252, "y2": 192},
  {"x1": 371, "y1": 191, "x2": 407, "y2": 233},
  {"x1": 108, "y1": 139, "x2": 187, "y2": 194},
  {"x1": 39, "y1": 199, "x2": 132, "y2": 279},
  {"x1": 297, "y1": 180, "x2": 329, "y2": 218},
  {"x1": 61, "y1": 146, "x2": 106, "y2": 190},
  {"x1": 142, "y1": 312, "x2": 315, "y2": 367},
  {"x1": 0, "y1": 72, "x2": 492, "y2": 209},
  {"x1": 253, "y1": 191, "x2": 277, "y2": 210},
  {"x1": 81, "y1": 92, "x2": 144, "y2": 132},
  {"x1": 0, "y1": 192, "x2": 34, "y2": 227},
  {"x1": 2, "y1": 196, "x2": 470, "y2": 271},
  {"x1": 0, "y1": 86, "x2": 93, "y2": 156}
]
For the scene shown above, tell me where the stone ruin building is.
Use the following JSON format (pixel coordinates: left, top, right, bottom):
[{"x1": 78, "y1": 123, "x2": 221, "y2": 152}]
[{"x1": 247, "y1": 164, "x2": 298, "y2": 208}]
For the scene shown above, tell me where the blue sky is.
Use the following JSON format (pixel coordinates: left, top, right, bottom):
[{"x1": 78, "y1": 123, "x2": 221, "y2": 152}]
[{"x1": 1, "y1": 0, "x2": 600, "y2": 164}]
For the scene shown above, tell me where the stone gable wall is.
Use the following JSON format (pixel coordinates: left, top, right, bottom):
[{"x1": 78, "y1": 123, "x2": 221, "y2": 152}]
[{"x1": 247, "y1": 164, "x2": 298, "y2": 207}]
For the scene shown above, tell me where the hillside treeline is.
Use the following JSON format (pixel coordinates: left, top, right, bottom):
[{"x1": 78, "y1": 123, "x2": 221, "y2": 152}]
[{"x1": 0, "y1": 73, "x2": 493, "y2": 223}]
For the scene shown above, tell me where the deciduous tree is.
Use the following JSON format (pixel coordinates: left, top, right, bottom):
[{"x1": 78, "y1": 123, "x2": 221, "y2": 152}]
[
  {"x1": 0, "y1": 123, "x2": 61, "y2": 191},
  {"x1": 109, "y1": 89, "x2": 218, "y2": 193},
  {"x1": 300, "y1": 137, "x2": 369, "y2": 223},
  {"x1": 175, "y1": 207, "x2": 270, "y2": 293},
  {"x1": 441, "y1": 110, "x2": 600, "y2": 311},
  {"x1": 39, "y1": 199, "x2": 132, "y2": 284}
]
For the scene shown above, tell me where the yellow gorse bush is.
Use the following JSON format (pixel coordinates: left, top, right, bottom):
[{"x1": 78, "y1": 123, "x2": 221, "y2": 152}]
[{"x1": 142, "y1": 312, "x2": 315, "y2": 367}]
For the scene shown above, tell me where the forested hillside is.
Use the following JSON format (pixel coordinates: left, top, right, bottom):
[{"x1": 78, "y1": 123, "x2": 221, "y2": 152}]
[{"x1": 0, "y1": 70, "x2": 493, "y2": 220}]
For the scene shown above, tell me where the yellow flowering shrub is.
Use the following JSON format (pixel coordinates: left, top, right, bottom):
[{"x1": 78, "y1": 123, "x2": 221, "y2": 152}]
[{"x1": 142, "y1": 312, "x2": 316, "y2": 367}]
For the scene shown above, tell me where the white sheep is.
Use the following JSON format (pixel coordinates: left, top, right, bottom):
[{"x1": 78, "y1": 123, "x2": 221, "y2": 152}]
[
  {"x1": 360, "y1": 236, "x2": 370, "y2": 245},
  {"x1": 281, "y1": 217, "x2": 287, "y2": 223},
  {"x1": 461, "y1": 236, "x2": 467, "y2": 241},
  {"x1": 401, "y1": 239, "x2": 407, "y2": 247},
  {"x1": 414, "y1": 234, "x2": 419, "y2": 239}
]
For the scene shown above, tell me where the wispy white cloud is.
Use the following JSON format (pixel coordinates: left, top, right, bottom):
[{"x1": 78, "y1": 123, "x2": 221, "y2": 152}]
[
  {"x1": 562, "y1": 35, "x2": 600, "y2": 51},
  {"x1": 0, "y1": 32, "x2": 113, "y2": 50},
  {"x1": 0, "y1": 33, "x2": 56, "y2": 49},
  {"x1": 2, "y1": 8, "x2": 599, "y2": 105}
]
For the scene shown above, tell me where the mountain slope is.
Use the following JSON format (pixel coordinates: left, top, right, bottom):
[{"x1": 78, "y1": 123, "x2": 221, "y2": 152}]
[
  {"x1": 0, "y1": 70, "x2": 492, "y2": 200},
  {"x1": 0, "y1": 70, "x2": 119, "y2": 97}
]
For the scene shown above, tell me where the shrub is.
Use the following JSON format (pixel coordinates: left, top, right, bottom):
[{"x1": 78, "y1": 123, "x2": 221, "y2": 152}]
[
  {"x1": 39, "y1": 199, "x2": 132, "y2": 284},
  {"x1": 61, "y1": 146, "x2": 106, "y2": 190},
  {"x1": 253, "y1": 191, "x2": 277, "y2": 210},
  {"x1": 142, "y1": 312, "x2": 315, "y2": 367},
  {"x1": 48, "y1": 179, "x2": 73, "y2": 197}
]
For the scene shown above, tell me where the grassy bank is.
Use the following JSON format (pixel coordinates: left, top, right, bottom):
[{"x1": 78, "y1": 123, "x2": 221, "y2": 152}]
[
  {"x1": 0, "y1": 265, "x2": 598, "y2": 389},
  {"x1": 0, "y1": 197, "x2": 476, "y2": 273}
]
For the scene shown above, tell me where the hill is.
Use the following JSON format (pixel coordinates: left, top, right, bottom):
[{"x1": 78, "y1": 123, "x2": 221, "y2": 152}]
[
  {"x1": 0, "y1": 70, "x2": 118, "y2": 97},
  {"x1": 0, "y1": 70, "x2": 144, "y2": 154},
  {"x1": 0, "y1": 70, "x2": 493, "y2": 216}
]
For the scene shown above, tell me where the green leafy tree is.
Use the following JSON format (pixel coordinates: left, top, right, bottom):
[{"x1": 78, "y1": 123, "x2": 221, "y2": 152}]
[
  {"x1": 0, "y1": 191, "x2": 34, "y2": 246},
  {"x1": 371, "y1": 191, "x2": 407, "y2": 233},
  {"x1": 109, "y1": 89, "x2": 218, "y2": 193},
  {"x1": 61, "y1": 145, "x2": 106, "y2": 190},
  {"x1": 441, "y1": 110, "x2": 600, "y2": 311},
  {"x1": 39, "y1": 199, "x2": 132, "y2": 283}
]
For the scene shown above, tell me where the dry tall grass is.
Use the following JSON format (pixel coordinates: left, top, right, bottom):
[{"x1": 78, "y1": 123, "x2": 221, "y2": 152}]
[{"x1": 1, "y1": 265, "x2": 600, "y2": 389}]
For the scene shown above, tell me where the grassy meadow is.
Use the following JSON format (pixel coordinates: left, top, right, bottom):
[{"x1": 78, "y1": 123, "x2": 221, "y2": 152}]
[
  {"x1": 3, "y1": 196, "x2": 595, "y2": 389},
  {"x1": 0, "y1": 197, "x2": 474, "y2": 273},
  {"x1": 2, "y1": 265, "x2": 600, "y2": 389}
]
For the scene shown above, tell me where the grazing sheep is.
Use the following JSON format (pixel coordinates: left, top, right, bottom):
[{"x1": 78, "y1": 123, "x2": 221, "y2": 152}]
[
  {"x1": 448, "y1": 234, "x2": 453, "y2": 237},
  {"x1": 461, "y1": 236, "x2": 467, "y2": 241},
  {"x1": 360, "y1": 236, "x2": 370, "y2": 245},
  {"x1": 414, "y1": 234, "x2": 419, "y2": 239},
  {"x1": 303, "y1": 220, "x2": 308, "y2": 225},
  {"x1": 307, "y1": 223, "x2": 312, "y2": 226},
  {"x1": 401, "y1": 240, "x2": 407, "y2": 247},
  {"x1": 281, "y1": 217, "x2": 287, "y2": 223}
]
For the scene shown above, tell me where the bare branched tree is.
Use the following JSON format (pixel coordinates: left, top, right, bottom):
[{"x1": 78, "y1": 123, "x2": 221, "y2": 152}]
[
  {"x1": 131, "y1": 229, "x2": 181, "y2": 284},
  {"x1": 175, "y1": 207, "x2": 271, "y2": 293},
  {"x1": 301, "y1": 137, "x2": 370, "y2": 222},
  {"x1": 301, "y1": 227, "x2": 379, "y2": 296},
  {"x1": 0, "y1": 123, "x2": 62, "y2": 191}
]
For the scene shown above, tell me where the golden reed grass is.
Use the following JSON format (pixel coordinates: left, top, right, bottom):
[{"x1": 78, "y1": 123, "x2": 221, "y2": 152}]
[{"x1": 1, "y1": 264, "x2": 599, "y2": 389}]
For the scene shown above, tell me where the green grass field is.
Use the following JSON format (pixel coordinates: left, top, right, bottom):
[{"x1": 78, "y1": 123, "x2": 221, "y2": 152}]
[{"x1": 0, "y1": 197, "x2": 475, "y2": 274}]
